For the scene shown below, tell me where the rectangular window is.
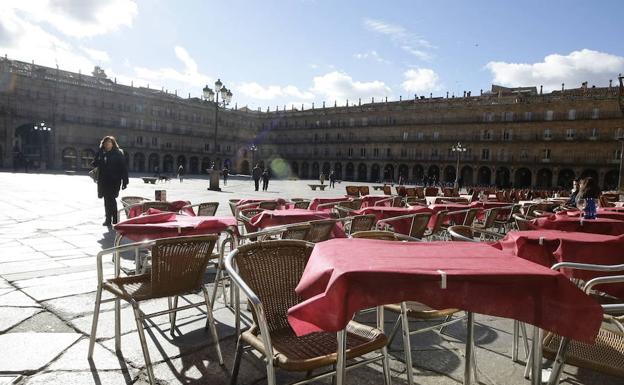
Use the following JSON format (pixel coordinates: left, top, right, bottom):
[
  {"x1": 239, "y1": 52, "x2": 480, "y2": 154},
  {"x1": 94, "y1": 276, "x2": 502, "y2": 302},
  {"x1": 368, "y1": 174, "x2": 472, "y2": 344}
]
[
  {"x1": 543, "y1": 149, "x2": 551, "y2": 160},
  {"x1": 431, "y1": 148, "x2": 438, "y2": 158},
  {"x1": 591, "y1": 108, "x2": 600, "y2": 119},
  {"x1": 590, "y1": 128, "x2": 599, "y2": 139},
  {"x1": 360, "y1": 148, "x2": 366, "y2": 157},
  {"x1": 403, "y1": 132, "x2": 408, "y2": 140},
  {"x1": 504, "y1": 111, "x2": 513, "y2": 122},
  {"x1": 204, "y1": 143, "x2": 210, "y2": 152},
  {"x1": 503, "y1": 129, "x2": 512, "y2": 141},
  {"x1": 361, "y1": 117, "x2": 368, "y2": 126},
  {"x1": 136, "y1": 136, "x2": 143, "y2": 145},
  {"x1": 417, "y1": 132, "x2": 424, "y2": 140},
  {"x1": 565, "y1": 128, "x2": 575, "y2": 140},
  {"x1": 520, "y1": 149, "x2": 528, "y2": 160},
  {"x1": 524, "y1": 111, "x2": 532, "y2": 121},
  {"x1": 568, "y1": 109, "x2": 576, "y2": 120},
  {"x1": 348, "y1": 148, "x2": 353, "y2": 157},
  {"x1": 433, "y1": 132, "x2": 440, "y2": 140},
  {"x1": 151, "y1": 137, "x2": 158, "y2": 146},
  {"x1": 483, "y1": 112, "x2": 494, "y2": 122},
  {"x1": 481, "y1": 149, "x2": 490, "y2": 160},
  {"x1": 482, "y1": 130, "x2": 492, "y2": 140},
  {"x1": 543, "y1": 129, "x2": 552, "y2": 140},
  {"x1": 166, "y1": 142, "x2": 172, "y2": 149},
  {"x1": 325, "y1": 148, "x2": 329, "y2": 156},
  {"x1": 400, "y1": 148, "x2": 407, "y2": 158},
  {"x1": 373, "y1": 148, "x2": 379, "y2": 157},
  {"x1": 120, "y1": 117, "x2": 127, "y2": 127},
  {"x1": 545, "y1": 110, "x2": 554, "y2": 121},
  {"x1": 386, "y1": 148, "x2": 391, "y2": 157}
]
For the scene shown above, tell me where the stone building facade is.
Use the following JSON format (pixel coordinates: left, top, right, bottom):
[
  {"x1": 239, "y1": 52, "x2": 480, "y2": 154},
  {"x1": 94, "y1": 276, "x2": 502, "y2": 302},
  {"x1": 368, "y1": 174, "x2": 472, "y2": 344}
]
[{"x1": 1, "y1": 56, "x2": 623, "y2": 189}]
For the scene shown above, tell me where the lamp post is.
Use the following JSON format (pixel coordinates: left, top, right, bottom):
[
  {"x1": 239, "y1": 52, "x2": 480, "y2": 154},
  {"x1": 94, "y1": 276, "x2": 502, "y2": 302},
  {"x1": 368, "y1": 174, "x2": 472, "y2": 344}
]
[
  {"x1": 249, "y1": 144, "x2": 258, "y2": 172},
  {"x1": 618, "y1": 133, "x2": 624, "y2": 192},
  {"x1": 33, "y1": 121, "x2": 51, "y2": 169},
  {"x1": 203, "y1": 79, "x2": 233, "y2": 155},
  {"x1": 451, "y1": 142, "x2": 467, "y2": 189}
]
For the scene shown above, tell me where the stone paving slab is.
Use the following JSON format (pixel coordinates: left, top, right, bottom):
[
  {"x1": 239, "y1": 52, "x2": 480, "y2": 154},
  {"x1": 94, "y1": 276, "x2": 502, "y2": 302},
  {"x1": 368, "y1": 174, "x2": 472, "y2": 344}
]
[
  {"x1": 0, "y1": 307, "x2": 42, "y2": 333},
  {"x1": 0, "y1": 333, "x2": 81, "y2": 372}
]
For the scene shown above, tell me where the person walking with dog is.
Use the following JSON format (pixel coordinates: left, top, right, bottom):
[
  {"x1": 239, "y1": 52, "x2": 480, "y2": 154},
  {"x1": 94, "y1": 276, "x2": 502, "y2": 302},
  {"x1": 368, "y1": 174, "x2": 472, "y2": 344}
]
[
  {"x1": 252, "y1": 163, "x2": 262, "y2": 191},
  {"x1": 92, "y1": 136, "x2": 128, "y2": 227}
]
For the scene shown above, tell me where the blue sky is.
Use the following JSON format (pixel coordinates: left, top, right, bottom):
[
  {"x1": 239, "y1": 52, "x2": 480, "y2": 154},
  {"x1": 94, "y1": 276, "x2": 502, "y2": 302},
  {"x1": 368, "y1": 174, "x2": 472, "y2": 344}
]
[{"x1": 1, "y1": 0, "x2": 623, "y2": 109}]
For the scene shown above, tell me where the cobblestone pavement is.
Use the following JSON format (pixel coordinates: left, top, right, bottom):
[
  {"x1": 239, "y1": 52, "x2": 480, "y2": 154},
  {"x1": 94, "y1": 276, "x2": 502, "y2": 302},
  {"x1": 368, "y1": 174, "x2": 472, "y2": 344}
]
[{"x1": 0, "y1": 171, "x2": 618, "y2": 385}]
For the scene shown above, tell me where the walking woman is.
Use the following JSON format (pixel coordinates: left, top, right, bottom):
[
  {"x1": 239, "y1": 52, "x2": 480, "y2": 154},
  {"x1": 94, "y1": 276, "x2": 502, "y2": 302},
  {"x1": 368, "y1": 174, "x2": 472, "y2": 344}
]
[{"x1": 92, "y1": 136, "x2": 129, "y2": 226}]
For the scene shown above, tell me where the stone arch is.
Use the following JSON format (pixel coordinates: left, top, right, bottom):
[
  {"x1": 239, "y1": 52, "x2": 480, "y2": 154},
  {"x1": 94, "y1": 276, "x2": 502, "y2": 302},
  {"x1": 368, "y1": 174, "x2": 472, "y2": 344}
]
[
  {"x1": 384, "y1": 163, "x2": 395, "y2": 182},
  {"x1": 398, "y1": 164, "x2": 409, "y2": 182},
  {"x1": 133, "y1": 152, "x2": 146, "y2": 172},
  {"x1": 189, "y1": 156, "x2": 199, "y2": 174},
  {"x1": 557, "y1": 168, "x2": 576, "y2": 189},
  {"x1": 240, "y1": 160, "x2": 250, "y2": 175},
  {"x1": 201, "y1": 157, "x2": 211, "y2": 174},
  {"x1": 495, "y1": 167, "x2": 510, "y2": 188},
  {"x1": 345, "y1": 162, "x2": 355, "y2": 180},
  {"x1": 536, "y1": 168, "x2": 553, "y2": 189},
  {"x1": 62, "y1": 147, "x2": 77, "y2": 170},
  {"x1": 477, "y1": 166, "x2": 491, "y2": 185},
  {"x1": 148, "y1": 153, "x2": 160, "y2": 173},
  {"x1": 322, "y1": 162, "x2": 331, "y2": 176},
  {"x1": 301, "y1": 162, "x2": 309, "y2": 179},
  {"x1": 14, "y1": 122, "x2": 53, "y2": 169},
  {"x1": 357, "y1": 163, "x2": 367, "y2": 181},
  {"x1": 514, "y1": 168, "x2": 532, "y2": 188},
  {"x1": 80, "y1": 149, "x2": 95, "y2": 170},
  {"x1": 334, "y1": 162, "x2": 342, "y2": 179},
  {"x1": 604, "y1": 169, "x2": 619, "y2": 190},
  {"x1": 460, "y1": 165, "x2": 473, "y2": 186},
  {"x1": 163, "y1": 154, "x2": 174, "y2": 173},
  {"x1": 412, "y1": 164, "x2": 424, "y2": 183},
  {"x1": 443, "y1": 165, "x2": 456, "y2": 184},
  {"x1": 427, "y1": 165, "x2": 440, "y2": 183},
  {"x1": 311, "y1": 162, "x2": 320, "y2": 179},
  {"x1": 371, "y1": 163, "x2": 380, "y2": 182}
]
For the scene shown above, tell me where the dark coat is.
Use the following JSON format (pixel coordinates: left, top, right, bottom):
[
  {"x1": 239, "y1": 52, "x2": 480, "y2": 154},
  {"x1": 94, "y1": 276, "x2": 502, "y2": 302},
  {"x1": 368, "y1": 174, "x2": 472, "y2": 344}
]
[
  {"x1": 92, "y1": 148, "x2": 129, "y2": 198},
  {"x1": 252, "y1": 166, "x2": 262, "y2": 180}
]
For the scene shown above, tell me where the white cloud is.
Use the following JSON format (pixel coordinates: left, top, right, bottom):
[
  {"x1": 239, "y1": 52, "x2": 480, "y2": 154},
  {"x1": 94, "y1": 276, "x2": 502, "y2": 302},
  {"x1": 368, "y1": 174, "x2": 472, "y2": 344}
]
[
  {"x1": 311, "y1": 71, "x2": 391, "y2": 103},
  {"x1": 2, "y1": 0, "x2": 138, "y2": 38},
  {"x1": 82, "y1": 47, "x2": 110, "y2": 62},
  {"x1": 486, "y1": 49, "x2": 624, "y2": 91},
  {"x1": 133, "y1": 46, "x2": 211, "y2": 91},
  {"x1": 353, "y1": 50, "x2": 391, "y2": 64},
  {"x1": 238, "y1": 82, "x2": 314, "y2": 101},
  {"x1": 401, "y1": 68, "x2": 441, "y2": 93},
  {"x1": 363, "y1": 18, "x2": 434, "y2": 60}
]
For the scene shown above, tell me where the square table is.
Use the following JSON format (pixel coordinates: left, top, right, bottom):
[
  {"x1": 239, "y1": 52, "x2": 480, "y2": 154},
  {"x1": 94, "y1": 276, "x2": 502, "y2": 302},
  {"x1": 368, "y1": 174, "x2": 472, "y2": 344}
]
[{"x1": 530, "y1": 215, "x2": 624, "y2": 235}]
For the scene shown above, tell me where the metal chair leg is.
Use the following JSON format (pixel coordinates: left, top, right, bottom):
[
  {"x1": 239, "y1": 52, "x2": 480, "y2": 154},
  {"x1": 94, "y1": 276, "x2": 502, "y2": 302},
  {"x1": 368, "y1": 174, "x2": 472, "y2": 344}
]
[
  {"x1": 202, "y1": 286, "x2": 224, "y2": 365},
  {"x1": 547, "y1": 337, "x2": 570, "y2": 385},
  {"x1": 114, "y1": 297, "x2": 121, "y2": 352},
  {"x1": 512, "y1": 320, "x2": 520, "y2": 362},
  {"x1": 464, "y1": 312, "x2": 475, "y2": 385},
  {"x1": 531, "y1": 327, "x2": 543, "y2": 385},
  {"x1": 377, "y1": 306, "x2": 392, "y2": 385},
  {"x1": 229, "y1": 335, "x2": 244, "y2": 385},
  {"x1": 211, "y1": 267, "x2": 223, "y2": 307},
  {"x1": 400, "y1": 302, "x2": 415, "y2": 385},
  {"x1": 168, "y1": 296, "x2": 179, "y2": 335},
  {"x1": 335, "y1": 330, "x2": 347, "y2": 385},
  {"x1": 132, "y1": 305, "x2": 155, "y2": 385},
  {"x1": 87, "y1": 285, "x2": 103, "y2": 358}
]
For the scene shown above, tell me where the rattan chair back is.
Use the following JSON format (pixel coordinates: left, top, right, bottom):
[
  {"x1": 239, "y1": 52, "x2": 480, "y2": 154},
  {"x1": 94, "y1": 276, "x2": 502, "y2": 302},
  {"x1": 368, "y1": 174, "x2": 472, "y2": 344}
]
[
  {"x1": 351, "y1": 230, "x2": 400, "y2": 241},
  {"x1": 424, "y1": 187, "x2": 438, "y2": 197},
  {"x1": 513, "y1": 213, "x2": 533, "y2": 230},
  {"x1": 429, "y1": 210, "x2": 449, "y2": 235},
  {"x1": 240, "y1": 208, "x2": 265, "y2": 223},
  {"x1": 482, "y1": 208, "x2": 500, "y2": 229},
  {"x1": 358, "y1": 186, "x2": 370, "y2": 196},
  {"x1": 121, "y1": 196, "x2": 150, "y2": 207},
  {"x1": 447, "y1": 225, "x2": 476, "y2": 242},
  {"x1": 197, "y1": 202, "x2": 219, "y2": 216},
  {"x1": 405, "y1": 187, "x2": 416, "y2": 197},
  {"x1": 307, "y1": 219, "x2": 337, "y2": 242},
  {"x1": 349, "y1": 214, "x2": 377, "y2": 234},
  {"x1": 415, "y1": 187, "x2": 425, "y2": 199},
  {"x1": 259, "y1": 201, "x2": 278, "y2": 210},
  {"x1": 150, "y1": 235, "x2": 218, "y2": 298},
  {"x1": 462, "y1": 208, "x2": 479, "y2": 226},
  {"x1": 351, "y1": 198, "x2": 363, "y2": 210},
  {"x1": 409, "y1": 213, "x2": 433, "y2": 239},
  {"x1": 229, "y1": 199, "x2": 240, "y2": 216},
  {"x1": 391, "y1": 196, "x2": 403, "y2": 207},
  {"x1": 280, "y1": 224, "x2": 312, "y2": 240},
  {"x1": 232, "y1": 240, "x2": 314, "y2": 332},
  {"x1": 293, "y1": 200, "x2": 311, "y2": 209},
  {"x1": 346, "y1": 186, "x2": 360, "y2": 197},
  {"x1": 142, "y1": 201, "x2": 176, "y2": 213},
  {"x1": 382, "y1": 185, "x2": 392, "y2": 195}
]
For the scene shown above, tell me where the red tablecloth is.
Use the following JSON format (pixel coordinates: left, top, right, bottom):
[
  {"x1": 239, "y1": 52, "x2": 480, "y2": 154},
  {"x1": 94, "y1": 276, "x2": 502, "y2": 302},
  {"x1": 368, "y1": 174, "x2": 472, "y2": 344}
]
[
  {"x1": 354, "y1": 206, "x2": 433, "y2": 235},
  {"x1": 127, "y1": 200, "x2": 193, "y2": 218},
  {"x1": 114, "y1": 211, "x2": 238, "y2": 242},
  {"x1": 556, "y1": 209, "x2": 624, "y2": 221},
  {"x1": 530, "y1": 216, "x2": 624, "y2": 235},
  {"x1": 360, "y1": 195, "x2": 392, "y2": 207},
  {"x1": 428, "y1": 204, "x2": 471, "y2": 228},
  {"x1": 288, "y1": 240, "x2": 602, "y2": 344},
  {"x1": 308, "y1": 197, "x2": 350, "y2": 211},
  {"x1": 495, "y1": 230, "x2": 624, "y2": 298},
  {"x1": 248, "y1": 209, "x2": 346, "y2": 238}
]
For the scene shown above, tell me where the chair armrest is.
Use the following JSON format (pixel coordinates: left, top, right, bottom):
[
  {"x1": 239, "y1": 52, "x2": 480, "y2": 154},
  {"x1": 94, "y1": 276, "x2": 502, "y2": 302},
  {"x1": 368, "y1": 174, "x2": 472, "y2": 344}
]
[
  {"x1": 584, "y1": 275, "x2": 624, "y2": 295},
  {"x1": 96, "y1": 240, "x2": 157, "y2": 284},
  {"x1": 551, "y1": 262, "x2": 624, "y2": 273}
]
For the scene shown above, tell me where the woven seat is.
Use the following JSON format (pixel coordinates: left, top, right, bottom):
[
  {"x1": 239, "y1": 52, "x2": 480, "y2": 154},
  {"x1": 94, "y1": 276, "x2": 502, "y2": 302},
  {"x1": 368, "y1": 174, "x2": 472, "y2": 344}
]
[
  {"x1": 280, "y1": 223, "x2": 311, "y2": 240},
  {"x1": 352, "y1": 230, "x2": 400, "y2": 241},
  {"x1": 306, "y1": 219, "x2": 337, "y2": 242},
  {"x1": 227, "y1": 240, "x2": 391, "y2": 385},
  {"x1": 88, "y1": 235, "x2": 223, "y2": 385},
  {"x1": 347, "y1": 214, "x2": 376, "y2": 234}
]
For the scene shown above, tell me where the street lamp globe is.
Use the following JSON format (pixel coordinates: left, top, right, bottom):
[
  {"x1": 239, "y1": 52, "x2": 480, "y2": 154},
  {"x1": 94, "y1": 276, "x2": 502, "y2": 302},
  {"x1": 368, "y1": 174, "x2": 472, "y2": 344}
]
[
  {"x1": 214, "y1": 78, "x2": 223, "y2": 92},
  {"x1": 220, "y1": 86, "x2": 229, "y2": 102},
  {"x1": 203, "y1": 85, "x2": 214, "y2": 101}
]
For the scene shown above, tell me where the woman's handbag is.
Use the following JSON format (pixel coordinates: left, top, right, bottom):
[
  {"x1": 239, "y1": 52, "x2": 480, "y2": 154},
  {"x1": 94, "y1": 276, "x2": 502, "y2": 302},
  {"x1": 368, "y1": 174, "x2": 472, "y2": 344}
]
[{"x1": 89, "y1": 167, "x2": 99, "y2": 183}]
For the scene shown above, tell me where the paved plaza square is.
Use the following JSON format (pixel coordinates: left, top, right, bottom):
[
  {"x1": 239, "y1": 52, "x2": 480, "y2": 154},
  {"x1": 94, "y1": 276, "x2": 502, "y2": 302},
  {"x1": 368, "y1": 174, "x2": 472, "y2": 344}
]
[{"x1": 0, "y1": 171, "x2": 620, "y2": 385}]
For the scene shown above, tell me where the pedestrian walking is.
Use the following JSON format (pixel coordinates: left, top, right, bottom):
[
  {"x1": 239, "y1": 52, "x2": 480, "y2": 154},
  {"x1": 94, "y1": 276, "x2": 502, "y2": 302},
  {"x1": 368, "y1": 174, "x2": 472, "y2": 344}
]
[
  {"x1": 154, "y1": 165, "x2": 160, "y2": 178},
  {"x1": 177, "y1": 164, "x2": 184, "y2": 182},
  {"x1": 319, "y1": 172, "x2": 326, "y2": 185},
  {"x1": 252, "y1": 163, "x2": 262, "y2": 191},
  {"x1": 222, "y1": 167, "x2": 229, "y2": 186},
  {"x1": 329, "y1": 170, "x2": 336, "y2": 188},
  {"x1": 262, "y1": 168, "x2": 270, "y2": 191},
  {"x1": 92, "y1": 136, "x2": 128, "y2": 227},
  {"x1": 398, "y1": 173, "x2": 405, "y2": 186}
]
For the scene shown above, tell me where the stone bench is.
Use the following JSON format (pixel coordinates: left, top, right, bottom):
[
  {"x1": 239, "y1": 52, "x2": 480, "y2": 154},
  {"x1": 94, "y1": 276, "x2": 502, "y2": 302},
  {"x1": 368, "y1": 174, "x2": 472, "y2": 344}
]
[
  {"x1": 142, "y1": 177, "x2": 158, "y2": 184},
  {"x1": 308, "y1": 184, "x2": 327, "y2": 191}
]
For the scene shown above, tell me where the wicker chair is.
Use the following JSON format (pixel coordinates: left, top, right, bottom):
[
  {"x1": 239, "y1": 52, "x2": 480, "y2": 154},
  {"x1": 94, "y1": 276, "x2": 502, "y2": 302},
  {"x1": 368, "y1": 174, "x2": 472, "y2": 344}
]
[
  {"x1": 293, "y1": 200, "x2": 311, "y2": 209},
  {"x1": 88, "y1": 235, "x2": 223, "y2": 385},
  {"x1": 405, "y1": 187, "x2": 416, "y2": 197},
  {"x1": 424, "y1": 210, "x2": 450, "y2": 240},
  {"x1": 462, "y1": 208, "x2": 480, "y2": 226},
  {"x1": 306, "y1": 219, "x2": 338, "y2": 242},
  {"x1": 513, "y1": 213, "x2": 534, "y2": 231},
  {"x1": 494, "y1": 204, "x2": 520, "y2": 232},
  {"x1": 415, "y1": 187, "x2": 425, "y2": 199},
  {"x1": 473, "y1": 208, "x2": 501, "y2": 232},
  {"x1": 259, "y1": 201, "x2": 279, "y2": 210},
  {"x1": 120, "y1": 201, "x2": 177, "y2": 219},
  {"x1": 120, "y1": 196, "x2": 151, "y2": 217},
  {"x1": 280, "y1": 223, "x2": 312, "y2": 240},
  {"x1": 447, "y1": 225, "x2": 504, "y2": 242},
  {"x1": 378, "y1": 212, "x2": 433, "y2": 240},
  {"x1": 358, "y1": 186, "x2": 370, "y2": 196},
  {"x1": 543, "y1": 263, "x2": 624, "y2": 384},
  {"x1": 351, "y1": 230, "x2": 401, "y2": 241},
  {"x1": 183, "y1": 202, "x2": 219, "y2": 216},
  {"x1": 229, "y1": 199, "x2": 241, "y2": 216},
  {"x1": 382, "y1": 185, "x2": 392, "y2": 195},
  {"x1": 226, "y1": 240, "x2": 391, "y2": 385},
  {"x1": 345, "y1": 185, "x2": 360, "y2": 197},
  {"x1": 424, "y1": 187, "x2": 439, "y2": 197},
  {"x1": 347, "y1": 214, "x2": 377, "y2": 234}
]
